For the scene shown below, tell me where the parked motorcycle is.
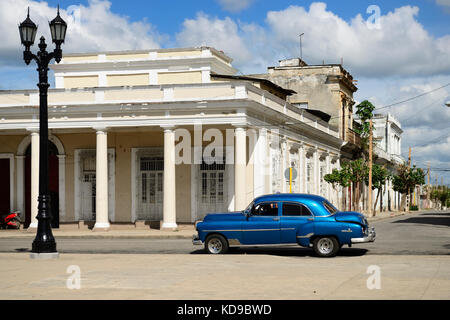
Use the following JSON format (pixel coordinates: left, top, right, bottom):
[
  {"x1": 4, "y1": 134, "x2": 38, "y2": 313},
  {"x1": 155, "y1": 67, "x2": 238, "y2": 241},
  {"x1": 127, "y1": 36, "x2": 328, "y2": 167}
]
[{"x1": 0, "y1": 211, "x2": 21, "y2": 230}]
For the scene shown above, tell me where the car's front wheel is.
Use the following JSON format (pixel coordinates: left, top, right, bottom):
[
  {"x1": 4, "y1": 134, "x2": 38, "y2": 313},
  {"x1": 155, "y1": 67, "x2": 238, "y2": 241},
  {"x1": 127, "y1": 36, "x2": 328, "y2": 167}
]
[
  {"x1": 205, "y1": 234, "x2": 229, "y2": 254},
  {"x1": 313, "y1": 236, "x2": 339, "y2": 257}
]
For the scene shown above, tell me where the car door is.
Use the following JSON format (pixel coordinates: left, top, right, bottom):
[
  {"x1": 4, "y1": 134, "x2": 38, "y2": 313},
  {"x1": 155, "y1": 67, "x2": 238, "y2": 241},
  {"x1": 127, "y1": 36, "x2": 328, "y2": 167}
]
[
  {"x1": 280, "y1": 202, "x2": 315, "y2": 244},
  {"x1": 242, "y1": 201, "x2": 281, "y2": 244}
]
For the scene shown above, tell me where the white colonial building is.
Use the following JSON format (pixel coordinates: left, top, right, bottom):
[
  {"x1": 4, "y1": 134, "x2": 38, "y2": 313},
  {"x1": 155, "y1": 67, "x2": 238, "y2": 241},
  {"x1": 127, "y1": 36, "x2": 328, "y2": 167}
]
[
  {"x1": 372, "y1": 112, "x2": 405, "y2": 211},
  {"x1": 0, "y1": 47, "x2": 344, "y2": 230}
]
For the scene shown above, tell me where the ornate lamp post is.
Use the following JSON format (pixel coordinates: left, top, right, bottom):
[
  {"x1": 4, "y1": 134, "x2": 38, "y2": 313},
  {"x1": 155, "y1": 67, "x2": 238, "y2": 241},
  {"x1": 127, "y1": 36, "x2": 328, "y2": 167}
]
[{"x1": 19, "y1": 7, "x2": 67, "y2": 259}]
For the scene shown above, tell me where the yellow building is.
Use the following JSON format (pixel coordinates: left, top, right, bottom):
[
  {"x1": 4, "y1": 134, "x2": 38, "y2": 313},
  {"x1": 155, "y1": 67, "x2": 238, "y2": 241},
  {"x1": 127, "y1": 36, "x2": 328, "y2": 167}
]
[{"x1": 0, "y1": 47, "x2": 342, "y2": 230}]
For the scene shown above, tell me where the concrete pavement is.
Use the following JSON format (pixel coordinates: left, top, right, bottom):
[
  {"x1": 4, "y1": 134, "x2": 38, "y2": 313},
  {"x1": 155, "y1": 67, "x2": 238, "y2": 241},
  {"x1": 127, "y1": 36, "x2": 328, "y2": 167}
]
[{"x1": 0, "y1": 252, "x2": 448, "y2": 300}]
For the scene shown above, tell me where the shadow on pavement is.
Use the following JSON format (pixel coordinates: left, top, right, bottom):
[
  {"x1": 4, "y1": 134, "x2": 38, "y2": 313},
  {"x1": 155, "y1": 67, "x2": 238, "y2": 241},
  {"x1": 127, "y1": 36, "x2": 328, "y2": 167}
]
[
  {"x1": 419, "y1": 212, "x2": 450, "y2": 217},
  {"x1": 190, "y1": 247, "x2": 368, "y2": 257},
  {"x1": 392, "y1": 213, "x2": 450, "y2": 227}
]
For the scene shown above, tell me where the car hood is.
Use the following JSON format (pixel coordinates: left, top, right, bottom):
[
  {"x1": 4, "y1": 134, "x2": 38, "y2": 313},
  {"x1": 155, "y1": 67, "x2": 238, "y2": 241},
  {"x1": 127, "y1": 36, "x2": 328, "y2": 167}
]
[
  {"x1": 334, "y1": 211, "x2": 367, "y2": 226},
  {"x1": 203, "y1": 212, "x2": 246, "y2": 221}
]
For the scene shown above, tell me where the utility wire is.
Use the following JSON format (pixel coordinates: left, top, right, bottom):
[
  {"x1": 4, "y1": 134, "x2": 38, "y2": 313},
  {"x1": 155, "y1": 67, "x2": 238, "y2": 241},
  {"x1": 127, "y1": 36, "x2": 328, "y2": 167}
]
[{"x1": 280, "y1": 82, "x2": 450, "y2": 128}]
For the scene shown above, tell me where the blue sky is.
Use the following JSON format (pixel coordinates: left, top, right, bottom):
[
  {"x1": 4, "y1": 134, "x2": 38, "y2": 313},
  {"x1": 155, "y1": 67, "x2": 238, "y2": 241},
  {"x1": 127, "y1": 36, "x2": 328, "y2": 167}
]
[
  {"x1": 41, "y1": 0, "x2": 449, "y2": 37},
  {"x1": 1, "y1": 0, "x2": 450, "y2": 184}
]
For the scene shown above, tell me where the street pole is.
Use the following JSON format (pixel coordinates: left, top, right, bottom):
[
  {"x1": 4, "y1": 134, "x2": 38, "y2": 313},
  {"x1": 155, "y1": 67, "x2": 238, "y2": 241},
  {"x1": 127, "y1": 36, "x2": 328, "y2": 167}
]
[
  {"x1": 368, "y1": 119, "x2": 373, "y2": 216},
  {"x1": 427, "y1": 163, "x2": 430, "y2": 209},
  {"x1": 19, "y1": 7, "x2": 67, "y2": 259},
  {"x1": 32, "y1": 37, "x2": 56, "y2": 257},
  {"x1": 289, "y1": 167, "x2": 292, "y2": 193},
  {"x1": 407, "y1": 147, "x2": 411, "y2": 211}
]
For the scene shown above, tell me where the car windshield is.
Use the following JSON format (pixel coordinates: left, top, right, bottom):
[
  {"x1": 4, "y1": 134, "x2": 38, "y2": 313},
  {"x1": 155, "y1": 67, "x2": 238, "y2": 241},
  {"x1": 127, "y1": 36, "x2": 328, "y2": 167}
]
[{"x1": 323, "y1": 201, "x2": 338, "y2": 215}]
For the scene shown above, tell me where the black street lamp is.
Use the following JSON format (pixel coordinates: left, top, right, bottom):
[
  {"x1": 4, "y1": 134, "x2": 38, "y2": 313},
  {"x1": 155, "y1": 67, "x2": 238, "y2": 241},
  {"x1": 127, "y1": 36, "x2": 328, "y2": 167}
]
[{"x1": 19, "y1": 6, "x2": 67, "y2": 259}]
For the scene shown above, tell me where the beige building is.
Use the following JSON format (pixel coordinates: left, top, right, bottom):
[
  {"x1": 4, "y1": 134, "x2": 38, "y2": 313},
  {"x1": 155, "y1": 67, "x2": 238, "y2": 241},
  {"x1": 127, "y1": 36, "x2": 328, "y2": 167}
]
[
  {"x1": 0, "y1": 47, "x2": 344, "y2": 230},
  {"x1": 252, "y1": 58, "x2": 361, "y2": 158}
]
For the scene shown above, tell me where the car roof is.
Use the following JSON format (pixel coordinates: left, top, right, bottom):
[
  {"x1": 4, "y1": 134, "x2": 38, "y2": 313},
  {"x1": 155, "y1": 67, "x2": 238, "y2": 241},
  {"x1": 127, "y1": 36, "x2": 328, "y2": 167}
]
[{"x1": 254, "y1": 193, "x2": 327, "y2": 203}]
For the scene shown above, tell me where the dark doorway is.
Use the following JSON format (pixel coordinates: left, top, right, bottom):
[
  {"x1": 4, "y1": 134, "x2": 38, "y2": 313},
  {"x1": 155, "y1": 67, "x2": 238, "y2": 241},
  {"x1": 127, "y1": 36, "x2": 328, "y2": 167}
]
[
  {"x1": 0, "y1": 158, "x2": 11, "y2": 216},
  {"x1": 25, "y1": 141, "x2": 59, "y2": 228}
]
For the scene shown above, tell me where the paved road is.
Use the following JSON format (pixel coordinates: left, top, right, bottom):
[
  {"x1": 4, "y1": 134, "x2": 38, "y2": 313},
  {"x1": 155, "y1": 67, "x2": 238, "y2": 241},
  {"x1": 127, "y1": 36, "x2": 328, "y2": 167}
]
[{"x1": 1, "y1": 210, "x2": 449, "y2": 256}]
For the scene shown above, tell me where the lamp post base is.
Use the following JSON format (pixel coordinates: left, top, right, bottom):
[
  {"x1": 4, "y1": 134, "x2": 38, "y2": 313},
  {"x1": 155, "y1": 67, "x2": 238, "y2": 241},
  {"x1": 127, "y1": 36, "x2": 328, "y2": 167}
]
[{"x1": 30, "y1": 252, "x2": 59, "y2": 260}]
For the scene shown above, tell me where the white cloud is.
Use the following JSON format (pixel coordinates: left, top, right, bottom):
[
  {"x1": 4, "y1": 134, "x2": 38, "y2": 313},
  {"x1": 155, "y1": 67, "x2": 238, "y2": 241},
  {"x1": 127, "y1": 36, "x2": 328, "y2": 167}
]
[
  {"x1": 176, "y1": 13, "x2": 266, "y2": 73},
  {"x1": 216, "y1": 0, "x2": 255, "y2": 13},
  {"x1": 263, "y1": 3, "x2": 450, "y2": 77},
  {"x1": 0, "y1": 0, "x2": 164, "y2": 67},
  {"x1": 355, "y1": 75, "x2": 450, "y2": 184},
  {"x1": 176, "y1": 3, "x2": 450, "y2": 78}
]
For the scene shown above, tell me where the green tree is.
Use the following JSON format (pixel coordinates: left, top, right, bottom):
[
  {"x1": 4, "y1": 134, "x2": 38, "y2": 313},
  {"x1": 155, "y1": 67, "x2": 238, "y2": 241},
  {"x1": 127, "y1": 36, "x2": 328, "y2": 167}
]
[
  {"x1": 365, "y1": 164, "x2": 391, "y2": 214},
  {"x1": 324, "y1": 159, "x2": 368, "y2": 211},
  {"x1": 392, "y1": 164, "x2": 426, "y2": 210},
  {"x1": 353, "y1": 100, "x2": 378, "y2": 163},
  {"x1": 354, "y1": 100, "x2": 376, "y2": 139},
  {"x1": 431, "y1": 186, "x2": 450, "y2": 208}
]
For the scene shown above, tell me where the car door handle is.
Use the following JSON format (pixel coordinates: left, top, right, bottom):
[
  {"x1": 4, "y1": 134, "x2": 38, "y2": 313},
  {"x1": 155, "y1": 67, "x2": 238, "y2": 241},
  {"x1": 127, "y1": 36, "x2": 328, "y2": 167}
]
[
  {"x1": 272, "y1": 217, "x2": 280, "y2": 221},
  {"x1": 308, "y1": 218, "x2": 314, "y2": 221}
]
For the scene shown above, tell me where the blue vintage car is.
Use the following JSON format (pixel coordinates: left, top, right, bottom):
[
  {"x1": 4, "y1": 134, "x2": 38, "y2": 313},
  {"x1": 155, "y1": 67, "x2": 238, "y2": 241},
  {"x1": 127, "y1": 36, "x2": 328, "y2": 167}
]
[{"x1": 193, "y1": 193, "x2": 375, "y2": 257}]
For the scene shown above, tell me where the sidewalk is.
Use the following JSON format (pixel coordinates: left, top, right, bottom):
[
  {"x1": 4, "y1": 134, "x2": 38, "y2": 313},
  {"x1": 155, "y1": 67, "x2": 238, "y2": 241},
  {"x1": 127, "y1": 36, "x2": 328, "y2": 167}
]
[
  {"x1": 0, "y1": 209, "x2": 428, "y2": 239},
  {"x1": 1, "y1": 252, "x2": 449, "y2": 299}
]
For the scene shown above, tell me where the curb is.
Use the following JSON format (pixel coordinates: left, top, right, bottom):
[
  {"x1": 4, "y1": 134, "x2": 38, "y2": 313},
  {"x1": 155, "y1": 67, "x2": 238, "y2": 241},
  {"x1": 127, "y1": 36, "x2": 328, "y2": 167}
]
[
  {"x1": 0, "y1": 232, "x2": 195, "y2": 240},
  {"x1": 366, "y1": 209, "x2": 427, "y2": 222}
]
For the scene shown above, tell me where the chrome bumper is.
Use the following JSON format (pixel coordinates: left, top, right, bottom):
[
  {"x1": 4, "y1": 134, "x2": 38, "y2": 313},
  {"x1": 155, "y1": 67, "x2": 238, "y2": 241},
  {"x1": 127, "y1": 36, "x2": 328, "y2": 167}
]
[
  {"x1": 192, "y1": 234, "x2": 203, "y2": 245},
  {"x1": 351, "y1": 227, "x2": 376, "y2": 244}
]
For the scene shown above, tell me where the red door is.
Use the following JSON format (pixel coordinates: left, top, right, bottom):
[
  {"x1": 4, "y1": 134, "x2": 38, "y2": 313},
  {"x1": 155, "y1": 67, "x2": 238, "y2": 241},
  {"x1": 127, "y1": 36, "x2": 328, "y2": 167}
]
[
  {"x1": 0, "y1": 159, "x2": 11, "y2": 216},
  {"x1": 24, "y1": 142, "x2": 59, "y2": 228}
]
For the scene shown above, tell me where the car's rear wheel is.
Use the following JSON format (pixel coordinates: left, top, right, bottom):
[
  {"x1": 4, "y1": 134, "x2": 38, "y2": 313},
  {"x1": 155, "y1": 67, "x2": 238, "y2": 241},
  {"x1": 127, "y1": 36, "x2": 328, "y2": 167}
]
[
  {"x1": 313, "y1": 236, "x2": 339, "y2": 257},
  {"x1": 205, "y1": 234, "x2": 229, "y2": 254}
]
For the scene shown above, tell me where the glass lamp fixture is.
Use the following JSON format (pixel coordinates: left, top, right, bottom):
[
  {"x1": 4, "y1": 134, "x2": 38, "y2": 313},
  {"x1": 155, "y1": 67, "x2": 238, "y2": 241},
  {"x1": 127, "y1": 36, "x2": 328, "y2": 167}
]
[{"x1": 18, "y1": 7, "x2": 38, "y2": 50}]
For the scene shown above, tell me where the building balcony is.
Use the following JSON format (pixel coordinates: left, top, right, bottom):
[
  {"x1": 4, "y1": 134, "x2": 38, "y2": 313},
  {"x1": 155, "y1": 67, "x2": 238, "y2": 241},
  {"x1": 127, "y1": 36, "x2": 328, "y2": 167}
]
[{"x1": 346, "y1": 128, "x2": 361, "y2": 147}]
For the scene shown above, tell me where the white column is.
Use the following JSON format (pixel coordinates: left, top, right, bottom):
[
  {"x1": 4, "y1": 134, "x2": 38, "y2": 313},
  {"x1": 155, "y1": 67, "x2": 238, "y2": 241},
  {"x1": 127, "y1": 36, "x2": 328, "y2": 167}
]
[
  {"x1": 326, "y1": 153, "x2": 331, "y2": 199},
  {"x1": 29, "y1": 131, "x2": 39, "y2": 229},
  {"x1": 299, "y1": 144, "x2": 305, "y2": 193},
  {"x1": 234, "y1": 127, "x2": 247, "y2": 211},
  {"x1": 162, "y1": 126, "x2": 177, "y2": 229},
  {"x1": 314, "y1": 148, "x2": 319, "y2": 195},
  {"x1": 15, "y1": 156, "x2": 25, "y2": 217},
  {"x1": 94, "y1": 128, "x2": 110, "y2": 231},
  {"x1": 253, "y1": 128, "x2": 267, "y2": 198},
  {"x1": 281, "y1": 139, "x2": 287, "y2": 193}
]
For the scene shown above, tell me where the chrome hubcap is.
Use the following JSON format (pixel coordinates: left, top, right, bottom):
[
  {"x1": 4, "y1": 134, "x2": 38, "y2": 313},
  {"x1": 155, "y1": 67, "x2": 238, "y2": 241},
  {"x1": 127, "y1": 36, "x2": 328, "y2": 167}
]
[
  {"x1": 208, "y1": 238, "x2": 222, "y2": 254},
  {"x1": 318, "y1": 238, "x2": 333, "y2": 255}
]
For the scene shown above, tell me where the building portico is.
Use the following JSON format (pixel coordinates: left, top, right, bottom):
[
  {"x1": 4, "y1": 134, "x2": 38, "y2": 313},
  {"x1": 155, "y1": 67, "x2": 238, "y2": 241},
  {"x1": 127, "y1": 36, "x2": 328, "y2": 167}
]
[{"x1": 0, "y1": 47, "x2": 344, "y2": 230}]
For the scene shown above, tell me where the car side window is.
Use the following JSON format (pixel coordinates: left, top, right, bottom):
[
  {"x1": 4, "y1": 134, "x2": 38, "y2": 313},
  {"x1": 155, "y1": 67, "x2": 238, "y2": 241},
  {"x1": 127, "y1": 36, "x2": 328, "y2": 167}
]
[
  {"x1": 282, "y1": 202, "x2": 312, "y2": 217},
  {"x1": 252, "y1": 202, "x2": 278, "y2": 216}
]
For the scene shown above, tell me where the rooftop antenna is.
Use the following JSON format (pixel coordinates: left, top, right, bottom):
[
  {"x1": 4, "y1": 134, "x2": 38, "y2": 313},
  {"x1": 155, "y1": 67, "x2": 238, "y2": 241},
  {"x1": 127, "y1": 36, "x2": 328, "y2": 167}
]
[{"x1": 299, "y1": 33, "x2": 304, "y2": 61}]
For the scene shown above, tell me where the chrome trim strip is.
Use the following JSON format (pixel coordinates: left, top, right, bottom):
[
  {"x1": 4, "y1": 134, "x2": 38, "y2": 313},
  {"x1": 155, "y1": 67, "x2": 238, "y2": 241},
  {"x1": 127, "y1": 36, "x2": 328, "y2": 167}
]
[
  {"x1": 228, "y1": 239, "x2": 241, "y2": 245},
  {"x1": 296, "y1": 233, "x2": 314, "y2": 239},
  {"x1": 202, "y1": 229, "x2": 240, "y2": 232},
  {"x1": 229, "y1": 243, "x2": 299, "y2": 247},
  {"x1": 203, "y1": 228, "x2": 281, "y2": 232}
]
